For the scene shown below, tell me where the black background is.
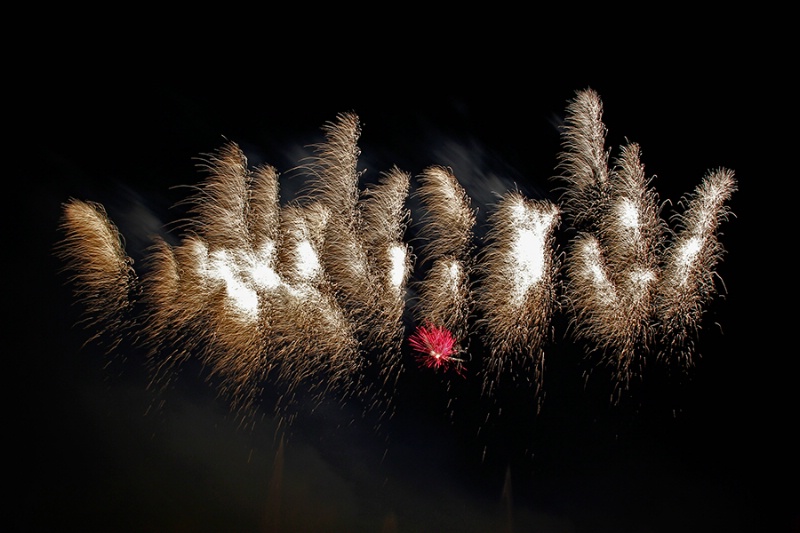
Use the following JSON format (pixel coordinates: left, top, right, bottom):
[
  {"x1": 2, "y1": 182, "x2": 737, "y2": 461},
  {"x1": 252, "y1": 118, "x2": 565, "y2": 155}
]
[{"x1": 8, "y1": 28, "x2": 792, "y2": 533}]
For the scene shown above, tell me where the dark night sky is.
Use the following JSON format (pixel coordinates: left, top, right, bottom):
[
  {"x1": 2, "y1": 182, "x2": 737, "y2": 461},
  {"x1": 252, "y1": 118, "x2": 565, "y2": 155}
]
[{"x1": 8, "y1": 38, "x2": 793, "y2": 533}]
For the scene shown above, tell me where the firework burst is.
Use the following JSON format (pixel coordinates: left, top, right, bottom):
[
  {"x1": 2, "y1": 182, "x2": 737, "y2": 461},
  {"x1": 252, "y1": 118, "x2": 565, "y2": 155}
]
[{"x1": 408, "y1": 321, "x2": 464, "y2": 376}]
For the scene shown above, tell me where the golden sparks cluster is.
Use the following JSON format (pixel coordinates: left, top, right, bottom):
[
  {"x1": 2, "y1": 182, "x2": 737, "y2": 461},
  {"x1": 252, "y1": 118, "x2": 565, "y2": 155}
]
[{"x1": 56, "y1": 89, "x2": 736, "y2": 421}]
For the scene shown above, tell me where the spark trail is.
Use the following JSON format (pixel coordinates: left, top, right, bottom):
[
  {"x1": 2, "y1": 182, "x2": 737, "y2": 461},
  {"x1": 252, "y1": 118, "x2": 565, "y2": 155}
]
[{"x1": 56, "y1": 89, "x2": 737, "y2": 429}]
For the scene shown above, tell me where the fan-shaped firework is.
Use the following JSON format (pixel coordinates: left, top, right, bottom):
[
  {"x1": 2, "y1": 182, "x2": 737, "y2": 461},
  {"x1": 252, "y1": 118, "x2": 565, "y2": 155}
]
[{"x1": 554, "y1": 89, "x2": 737, "y2": 397}]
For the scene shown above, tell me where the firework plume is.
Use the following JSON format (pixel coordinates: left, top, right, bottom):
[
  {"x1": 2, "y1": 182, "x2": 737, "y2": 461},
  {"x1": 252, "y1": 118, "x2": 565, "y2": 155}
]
[
  {"x1": 555, "y1": 88, "x2": 737, "y2": 394},
  {"x1": 553, "y1": 87, "x2": 610, "y2": 231},
  {"x1": 412, "y1": 165, "x2": 477, "y2": 349},
  {"x1": 358, "y1": 166, "x2": 413, "y2": 386},
  {"x1": 295, "y1": 112, "x2": 375, "y2": 328},
  {"x1": 55, "y1": 199, "x2": 138, "y2": 352},
  {"x1": 475, "y1": 192, "x2": 561, "y2": 397},
  {"x1": 656, "y1": 168, "x2": 737, "y2": 364},
  {"x1": 292, "y1": 113, "x2": 413, "y2": 417}
]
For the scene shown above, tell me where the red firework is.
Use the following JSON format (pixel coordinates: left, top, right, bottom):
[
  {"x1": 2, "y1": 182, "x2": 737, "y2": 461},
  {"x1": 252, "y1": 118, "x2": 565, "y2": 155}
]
[{"x1": 408, "y1": 321, "x2": 465, "y2": 375}]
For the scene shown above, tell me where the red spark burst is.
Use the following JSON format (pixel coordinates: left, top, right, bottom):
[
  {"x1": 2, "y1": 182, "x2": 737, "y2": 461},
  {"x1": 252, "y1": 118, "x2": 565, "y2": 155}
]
[{"x1": 408, "y1": 321, "x2": 465, "y2": 376}]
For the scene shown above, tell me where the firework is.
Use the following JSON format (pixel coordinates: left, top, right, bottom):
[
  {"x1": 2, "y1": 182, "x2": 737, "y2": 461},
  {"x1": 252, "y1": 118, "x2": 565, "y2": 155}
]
[
  {"x1": 274, "y1": 201, "x2": 362, "y2": 400},
  {"x1": 292, "y1": 114, "x2": 413, "y2": 418},
  {"x1": 297, "y1": 113, "x2": 375, "y2": 324},
  {"x1": 656, "y1": 167, "x2": 737, "y2": 365},
  {"x1": 561, "y1": 141, "x2": 664, "y2": 385},
  {"x1": 359, "y1": 166, "x2": 413, "y2": 390},
  {"x1": 475, "y1": 192, "x2": 561, "y2": 397},
  {"x1": 55, "y1": 199, "x2": 137, "y2": 352},
  {"x1": 55, "y1": 89, "x2": 737, "y2": 425},
  {"x1": 555, "y1": 88, "x2": 737, "y2": 395},
  {"x1": 408, "y1": 321, "x2": 464, "y2": 376},
  {"x1": 413, "y1": 165, "x2": 476, "y2": 263},
  {"x1": 554, "y1": 87, "x2": 610, "y2": 231},
  {"x1": 412, "y1": 165, "x2": 476, "y2": 345}
]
